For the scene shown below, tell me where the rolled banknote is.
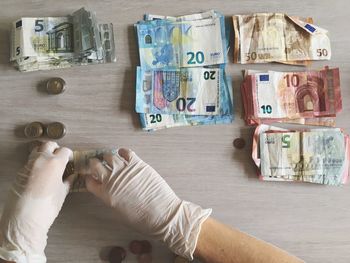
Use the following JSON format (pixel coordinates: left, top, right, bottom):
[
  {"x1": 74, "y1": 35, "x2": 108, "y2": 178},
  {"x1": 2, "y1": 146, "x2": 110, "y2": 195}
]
[
  {"x1": 11, "y1": 7, "x2": 116, "y2": 72},
  {"x1": 65, "y1": 149, "x2": 118, "y2": 192},
  {"x1": 233, "y1": 13, "x2": 331, "y2": 65},
  {"x1": 139, "y1": 75, "x2": 233, "y2": 131},
  {"x1": 241, "y1": 67, "x2": 341, "y2": 126},
  {"x1": 136, "y1": 67, "x2": 223, "y2": 115},
  {"x1": 252, "y1": 124, "x2": 350, "y2": 186},
  {"x1": 135, "y1": 11, "x2": 227, "y2": 69}
]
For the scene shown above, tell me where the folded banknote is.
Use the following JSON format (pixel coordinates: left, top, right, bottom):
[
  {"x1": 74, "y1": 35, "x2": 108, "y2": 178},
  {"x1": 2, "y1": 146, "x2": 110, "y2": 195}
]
[
  {"x1": 241, "y1": 67, "x2": 341, "y2": 126},
  {"x1": 233, "y1": 13, "x2": 331, "y2": 65},
  {"x1": 139, "y1": 74, "x2": 233, "y2": 131},
  {"x1": 136, "y1": 67, "x2": 224, "y2": 115},
  {"x1": 135, "y1": 11, "x2": 231, "y2": 131},
  {"x1": 252, "y1": 124, "x2": 350, "y2": 186},
  {"x1": 135, "y1": 11, "x2": 228, "y2": 69},
  {"x1": 11, "y1": 7, "x2": 116, "y2": 72}
]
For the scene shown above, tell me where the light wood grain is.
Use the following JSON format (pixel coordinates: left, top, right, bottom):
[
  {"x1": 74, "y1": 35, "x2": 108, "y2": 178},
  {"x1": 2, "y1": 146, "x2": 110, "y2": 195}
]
[{"x1": 0, "y1": 1, "x2": 350, "y2": 262}]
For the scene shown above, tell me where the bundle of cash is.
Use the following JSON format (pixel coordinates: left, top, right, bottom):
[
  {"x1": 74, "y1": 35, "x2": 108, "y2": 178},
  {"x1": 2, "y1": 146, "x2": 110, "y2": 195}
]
[
  {"x1": 252, "y1": 124, "x2": 350, "y2": 186},
  {"x1": 233, "y1": 13, "x2": 331, "y2": 65},
  {"x1": 241, "y1": 67, "x2": 342, "y2": 126},
  {"x1": 135, "y1": 11, "x2": 233, "y2": 131},
  {"x1": 11, "y1": 7, "x2": 116, "y2": 72},
  {"x1": 64, "y1": 149, "x2": 118, "y2": 192},
  {"x1": 137, "y1": 68, "x2": 233, "y2": 131}
]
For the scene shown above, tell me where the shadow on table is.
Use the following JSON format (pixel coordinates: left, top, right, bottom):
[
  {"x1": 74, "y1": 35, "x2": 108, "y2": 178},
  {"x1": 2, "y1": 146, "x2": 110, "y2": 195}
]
[
  {"x1": 0, "y1": 28, "x2": 11, "y2": 68},
  {"x1": 120, "y1": 25, "x2": 140, "y2": 130},
  {"x1": 231, "y1": 126, "x2": 258, "y2": 179},
  {"x1": 225, "y1": 15, "x2": 235, "y2": 64}
]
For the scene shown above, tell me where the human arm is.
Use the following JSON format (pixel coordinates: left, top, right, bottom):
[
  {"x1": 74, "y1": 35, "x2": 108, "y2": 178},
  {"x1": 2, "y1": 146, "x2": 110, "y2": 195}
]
[
  {"x1": 85, "y1": 148, "x2": 304, "y2": 262},
  {"x1": 0, "y1": 142, "x2": 73, "y2": 263},
  {"x1": 195, "y1": 217, "x2": 304, "y2": 263}
]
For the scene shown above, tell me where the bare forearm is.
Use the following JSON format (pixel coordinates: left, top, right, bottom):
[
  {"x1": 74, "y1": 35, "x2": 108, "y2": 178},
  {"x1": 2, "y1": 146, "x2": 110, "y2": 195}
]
[{"x1": 194, "y1": 217, "x2": 304, "y2": 263}]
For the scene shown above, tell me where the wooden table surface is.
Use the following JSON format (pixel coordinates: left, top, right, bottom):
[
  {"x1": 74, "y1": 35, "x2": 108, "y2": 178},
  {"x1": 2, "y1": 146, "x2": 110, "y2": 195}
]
[{"x1": 0, "y1": 0, "x2": 349, "y2": 262}]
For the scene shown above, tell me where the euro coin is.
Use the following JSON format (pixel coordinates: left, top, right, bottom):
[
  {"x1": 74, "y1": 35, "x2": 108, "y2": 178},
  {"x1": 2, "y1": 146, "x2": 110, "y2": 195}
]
[
  {"x1": 46, "y1": 77, "x2": 66, "y2": 94},
  {"x1": 46, "y1": 122, "x2": 66, "y2": 139}
]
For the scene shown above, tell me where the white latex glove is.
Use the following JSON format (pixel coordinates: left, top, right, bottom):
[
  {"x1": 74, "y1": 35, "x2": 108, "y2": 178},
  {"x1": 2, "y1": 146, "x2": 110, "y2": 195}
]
[
  {"x1": 86, "y1": 148, "x2": 212, "y2": 260},
  {"x1": 0, "y1": 141, "x2": 73, "y2": 263}
]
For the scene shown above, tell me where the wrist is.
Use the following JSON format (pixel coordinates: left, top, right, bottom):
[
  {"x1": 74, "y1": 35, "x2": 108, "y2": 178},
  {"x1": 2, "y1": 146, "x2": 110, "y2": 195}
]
[{"x1": 163, "y1": 201, "x2": 212, "y2": 260}]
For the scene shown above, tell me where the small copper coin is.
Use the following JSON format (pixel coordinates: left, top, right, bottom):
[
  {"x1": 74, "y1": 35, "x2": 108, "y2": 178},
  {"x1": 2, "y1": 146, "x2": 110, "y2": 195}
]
[
  {"x1": 46, "y1": 77, "x2": 66, "y2": 94},
  {"x1": 108, "y1": 246, "x2": 126, "y2": 263},
  {"x1": 140, "y1": 240, "x2": 152, "y2": 254},
  {"x1": 24, "y1": 122, "x2": 44, "y2": 138},
  {"x1": 233, "y1": 138, "x2": 246, "y2": 149},
  {"x1": 174, "y1": 256, "x2": 190, "y2": 263},
  {"x1": 137, "y1": 253, "x2": 152, "y2": 263},
  {"x1": 45, "y1": 122, "x2": 66, "y2": 139},
  {"x1": 129, "y1": 240, "x2": 143, "y2": 255}
]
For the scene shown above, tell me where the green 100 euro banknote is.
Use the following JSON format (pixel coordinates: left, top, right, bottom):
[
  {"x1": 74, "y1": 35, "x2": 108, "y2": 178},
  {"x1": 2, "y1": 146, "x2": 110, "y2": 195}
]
[
  {"x1": 135, "y1": 11, "x2": 227, "y2": 69},
  {"x1": 11, "y1": 7, "x2": 116, "y2": 72},
  {"x1": 252, "y1": 124, "x2": 350, "y2": 186},
  {"x1": 233, "y1": 13, "x2": 331, "y2": 65}
]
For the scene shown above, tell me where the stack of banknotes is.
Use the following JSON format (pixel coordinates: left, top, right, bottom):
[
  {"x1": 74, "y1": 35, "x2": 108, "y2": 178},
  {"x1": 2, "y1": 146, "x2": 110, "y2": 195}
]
[
  {"x1": 134, "y1": 11, "x2": 233, "y2": 131},
  {"x1": 252, "y1": 124, "x2": 350, "y2": 186},
  {"x1": 11, "y1": 7, "x2": 116, "y2": 72},
  {"x1": 241, "y1": 67, "x2": 342, "y2": 126},
  {"x1": 233, "y1": 13, "x2": 331, "y2": 65}
]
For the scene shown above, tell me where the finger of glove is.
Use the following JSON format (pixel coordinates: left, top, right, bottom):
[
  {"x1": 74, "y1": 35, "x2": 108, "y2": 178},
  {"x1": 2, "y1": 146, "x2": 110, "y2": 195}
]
[
  {"x1": 63, "y1": 172, "x2": 77, "y2": 189},
  {"x1": 55, "y1": 147, "x2": 73, "y2": 163},
  {"x1": 28, "y1": 140, "x2": 44, "y2": 160},
  {"x1": 126, "y1": 149, "x2": 143, "y2": 165},
  {"x1": 37, "y1": 141, "x2": 59, "y2": 154},
  {"x1": 103, "y1": 149, "x2": 129, "y2": 173},
  {"x1": 85, "y1": 174, "x2": 103, "y2": 197},
  {"x1": 88, "y1": 158, "x2": 112, "y2": 184}
]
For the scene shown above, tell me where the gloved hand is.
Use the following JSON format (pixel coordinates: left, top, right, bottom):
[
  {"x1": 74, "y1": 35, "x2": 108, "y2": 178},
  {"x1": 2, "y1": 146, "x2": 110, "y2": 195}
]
[
  {"x1": 0, "y1": 141, "x2": 73, "y2": 263},
  {"x1": 85, "y1": 148, "x2": 211, "y2": 260}
]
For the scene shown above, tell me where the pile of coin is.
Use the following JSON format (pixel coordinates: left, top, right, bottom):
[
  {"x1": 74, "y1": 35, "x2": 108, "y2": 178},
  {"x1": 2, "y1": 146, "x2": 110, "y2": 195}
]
[{"x1": 24, "y1": 121, "x2": 66, "y2": 139}]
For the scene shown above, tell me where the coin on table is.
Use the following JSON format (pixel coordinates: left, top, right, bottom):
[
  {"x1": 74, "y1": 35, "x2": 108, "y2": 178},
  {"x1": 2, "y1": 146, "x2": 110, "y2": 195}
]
[
  {"x1": 233, "y1": 138, "x2": 246, "y2": 149},
  {"x1": 108, "y1": 246, "x2": 126, "y2": 263},
  {"x1": 45, "y1": 122, "x2": 66, "y2": 139},
  {"x1": 137, "y1": 253, "x2": 152, "y2": 263},
  {"x1": 140, "y1": 241, "x2": 152, "y2": 254},
  {"x1": 24, "y1": 122, "x2": 44, "y2": 138},
  {"x1": 129, "y1": 240, "x2": 143, "y2": 255},
  {"x1": 130, "y1": 240, "x2": 152, "y2": 255},
  {"x1": 46, "y1": 77, "x2": 66, "y2": 94}
]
